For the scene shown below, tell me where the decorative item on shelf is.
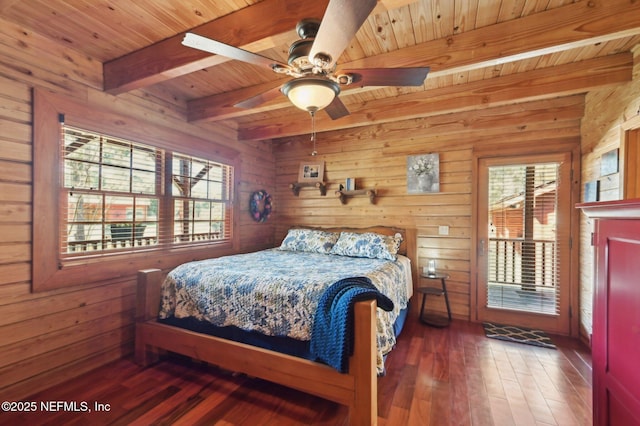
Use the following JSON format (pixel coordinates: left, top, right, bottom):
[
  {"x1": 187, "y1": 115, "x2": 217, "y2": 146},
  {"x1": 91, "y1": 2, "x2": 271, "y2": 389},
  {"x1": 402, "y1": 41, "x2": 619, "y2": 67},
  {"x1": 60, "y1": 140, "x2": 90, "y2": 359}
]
[
  {"x1": 298, "y1": 161, "x2": 325, "y2": 183},
  {"x1": 335, "y1": 188, "x2": 377, "y2": 205},
  {"x1": 249, "y1": 189, "x2": 272, "y2": 223},
  {"x1": 290, "y1": 181, "x2": 327, "y2": 196},
  {"x1": 345, "y1": 177, "x2": 356, "y2": 191},
  {"x1": 407, "y1": 153, "x2": 440, "y2": 194}
]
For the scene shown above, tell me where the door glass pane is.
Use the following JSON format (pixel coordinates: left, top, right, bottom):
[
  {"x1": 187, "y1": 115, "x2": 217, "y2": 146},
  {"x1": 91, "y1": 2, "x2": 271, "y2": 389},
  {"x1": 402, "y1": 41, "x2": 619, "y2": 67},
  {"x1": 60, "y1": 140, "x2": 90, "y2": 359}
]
[{"x1": 486, "y1": 162, "x2": 559, "y2": 315}]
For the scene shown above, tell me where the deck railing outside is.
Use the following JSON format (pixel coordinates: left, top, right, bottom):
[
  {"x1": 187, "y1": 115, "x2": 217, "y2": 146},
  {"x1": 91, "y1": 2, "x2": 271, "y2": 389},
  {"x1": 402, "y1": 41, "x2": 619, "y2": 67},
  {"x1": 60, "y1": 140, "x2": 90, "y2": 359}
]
[
  {"x1": 67, "y1": 232, "x2": 222, "y2": 252},
  {"x1": 488, "y1": 238, "x2": 556, "y2": 288}
]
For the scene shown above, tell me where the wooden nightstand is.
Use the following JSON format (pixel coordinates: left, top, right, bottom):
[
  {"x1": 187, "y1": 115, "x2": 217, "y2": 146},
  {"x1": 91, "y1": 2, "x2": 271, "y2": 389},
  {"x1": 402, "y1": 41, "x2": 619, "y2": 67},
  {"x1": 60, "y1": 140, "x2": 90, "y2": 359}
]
[{"x1": 417, "y1": 273, "x2": 452, "y2": 327}]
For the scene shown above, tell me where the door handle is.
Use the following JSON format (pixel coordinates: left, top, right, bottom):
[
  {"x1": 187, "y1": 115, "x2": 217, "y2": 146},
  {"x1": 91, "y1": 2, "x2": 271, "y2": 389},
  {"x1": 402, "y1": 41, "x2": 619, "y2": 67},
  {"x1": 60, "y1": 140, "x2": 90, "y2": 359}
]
[{"x1": 479, "y1": 238, "x2": 485, "y2": 256}]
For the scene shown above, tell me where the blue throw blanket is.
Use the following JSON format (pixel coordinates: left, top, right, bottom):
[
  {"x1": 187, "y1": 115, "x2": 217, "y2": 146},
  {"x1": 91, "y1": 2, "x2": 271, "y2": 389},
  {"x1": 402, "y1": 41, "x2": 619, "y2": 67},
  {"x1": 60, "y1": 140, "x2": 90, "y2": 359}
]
[{"x1": 310, "y1": 276, "x2": 394, "y2": 373}]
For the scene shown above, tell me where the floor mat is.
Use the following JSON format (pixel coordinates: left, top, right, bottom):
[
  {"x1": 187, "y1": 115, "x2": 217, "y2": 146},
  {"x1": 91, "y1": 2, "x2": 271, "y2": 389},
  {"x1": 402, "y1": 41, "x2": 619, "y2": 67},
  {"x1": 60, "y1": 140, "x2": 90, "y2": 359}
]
[{"x1": 482, "y1": 322, "x2": 556, "y2": 349}]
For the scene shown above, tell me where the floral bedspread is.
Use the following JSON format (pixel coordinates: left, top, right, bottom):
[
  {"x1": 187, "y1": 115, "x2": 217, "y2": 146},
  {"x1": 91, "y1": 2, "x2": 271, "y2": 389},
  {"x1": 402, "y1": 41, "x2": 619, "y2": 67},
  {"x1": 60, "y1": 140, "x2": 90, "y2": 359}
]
[{"x1": 159, "y1": 248, "x2": 410, "y2": 370}]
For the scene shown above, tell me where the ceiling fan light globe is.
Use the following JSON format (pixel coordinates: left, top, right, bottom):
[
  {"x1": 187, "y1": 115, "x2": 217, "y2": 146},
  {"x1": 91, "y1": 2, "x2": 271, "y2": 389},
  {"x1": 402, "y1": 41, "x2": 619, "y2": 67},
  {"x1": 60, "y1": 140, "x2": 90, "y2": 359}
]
[{"x1": 283, "y1": 77, "x2": 340, "y2": 112}]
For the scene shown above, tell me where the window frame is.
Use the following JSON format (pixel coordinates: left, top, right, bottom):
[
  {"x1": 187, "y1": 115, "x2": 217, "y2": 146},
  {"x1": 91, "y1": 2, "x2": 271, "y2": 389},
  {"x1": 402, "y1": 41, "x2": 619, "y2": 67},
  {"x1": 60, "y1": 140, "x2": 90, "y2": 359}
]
[
  {"x1": 62, "y1": 126, "x2": 164, "y2": 256},
  {"x1": 33, "y1": 89, "x2": 240, "y2": 292},
  {"x1": 169, "y1": 152, "x2": 234, "y2": 247}
]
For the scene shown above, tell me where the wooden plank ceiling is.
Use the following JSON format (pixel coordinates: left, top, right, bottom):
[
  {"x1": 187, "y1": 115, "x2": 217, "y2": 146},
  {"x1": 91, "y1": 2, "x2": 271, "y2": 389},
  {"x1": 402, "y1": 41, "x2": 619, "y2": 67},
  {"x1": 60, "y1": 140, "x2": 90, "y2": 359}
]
[{"x1": 2, "y1": 0, "x2": 639, "y2": 141}]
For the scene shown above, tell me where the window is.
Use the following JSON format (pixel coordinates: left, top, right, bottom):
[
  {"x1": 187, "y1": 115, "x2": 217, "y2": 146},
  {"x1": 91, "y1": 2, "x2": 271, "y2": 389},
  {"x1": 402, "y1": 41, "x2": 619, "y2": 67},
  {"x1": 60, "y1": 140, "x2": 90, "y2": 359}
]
[
  {"x1": 60, "y1": 126, "x2": 234, "y2": 258},
  {"x1": 171, "y1": 153, "x2": 233, "y2": 244},
  {"x1": 63, "y1": 126, "x2": 162, "y2": 254},
  {"x1": 33, "y1": 89, "x2": 239, "y2": 291},
  {"x1": 486, "y1": 162, "x2": 560, "y2": 314}
]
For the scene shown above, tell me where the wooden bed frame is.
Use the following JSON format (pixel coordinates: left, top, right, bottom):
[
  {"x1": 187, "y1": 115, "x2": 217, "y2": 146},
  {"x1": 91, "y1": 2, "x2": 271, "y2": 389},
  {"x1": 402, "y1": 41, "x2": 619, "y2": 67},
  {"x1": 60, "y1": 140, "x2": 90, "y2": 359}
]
[{"x1": 134, "y1": 226, "x2": 416, "y2": 426}]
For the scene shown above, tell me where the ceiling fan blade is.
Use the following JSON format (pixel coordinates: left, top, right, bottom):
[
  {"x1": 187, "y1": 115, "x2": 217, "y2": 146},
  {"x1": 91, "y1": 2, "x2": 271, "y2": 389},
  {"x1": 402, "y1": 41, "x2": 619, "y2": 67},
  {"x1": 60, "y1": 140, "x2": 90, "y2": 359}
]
[
  {"x1": 324, "y1": 96, "x2": 350, "y2": 120},
  {"x1": 182, "y1": 32, "x2": 288, "y2": 70},
  {"x1": 341, "y1": 67, "x2": 430, "y2": 87},
  {"x1": 234, "y1": 86, "x2": 284, "y2": 109},
  {"x1": 309, "y1": 0, "x2": 377, "y2": 69}
]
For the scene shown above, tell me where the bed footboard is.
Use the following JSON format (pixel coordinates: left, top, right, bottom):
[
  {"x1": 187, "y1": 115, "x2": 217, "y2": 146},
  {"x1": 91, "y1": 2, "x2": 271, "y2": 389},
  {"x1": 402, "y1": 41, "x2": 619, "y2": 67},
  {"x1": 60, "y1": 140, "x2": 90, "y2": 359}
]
[{"x1": 134, "y1": 268, "x2": 377, "y2": 426}]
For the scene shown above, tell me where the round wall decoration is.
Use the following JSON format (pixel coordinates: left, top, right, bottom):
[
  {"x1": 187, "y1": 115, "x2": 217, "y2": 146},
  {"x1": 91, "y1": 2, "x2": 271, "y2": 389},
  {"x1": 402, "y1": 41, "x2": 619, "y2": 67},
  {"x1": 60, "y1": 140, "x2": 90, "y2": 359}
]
[{"x1": 250, "y1": 190, "x2": 272, "y2": 223}]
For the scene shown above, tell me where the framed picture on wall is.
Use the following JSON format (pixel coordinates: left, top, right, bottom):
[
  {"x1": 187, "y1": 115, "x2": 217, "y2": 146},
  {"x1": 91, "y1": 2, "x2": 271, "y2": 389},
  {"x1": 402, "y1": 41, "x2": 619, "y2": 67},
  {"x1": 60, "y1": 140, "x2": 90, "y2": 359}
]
[
  {"x1": 298, "y1": 161, "x2": 325, "y2": 182},
  {"x1": 584, "y1": 180, "x2": 600, "y2": 202},
  {"x1": 407, "y1": 153, "x2": 440, "y2": 193},
  {"x1": 600, "y1": 149, "x2": 619, "y2": 176}
]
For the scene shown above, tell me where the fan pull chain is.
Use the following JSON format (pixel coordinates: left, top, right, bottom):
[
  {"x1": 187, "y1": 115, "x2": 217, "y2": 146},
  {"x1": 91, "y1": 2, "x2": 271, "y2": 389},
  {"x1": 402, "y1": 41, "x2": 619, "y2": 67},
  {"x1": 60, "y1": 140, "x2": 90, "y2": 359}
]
[{"x1": 310, "y1": 111, "x2": 318, "y2": 156}]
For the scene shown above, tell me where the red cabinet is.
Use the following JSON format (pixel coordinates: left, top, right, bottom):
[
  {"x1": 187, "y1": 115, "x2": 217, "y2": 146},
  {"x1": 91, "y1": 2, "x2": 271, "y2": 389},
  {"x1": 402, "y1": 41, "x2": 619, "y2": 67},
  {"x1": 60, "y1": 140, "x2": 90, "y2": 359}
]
[{"x1": 578, "y1": 200, "x2": 640, "y2": 426}]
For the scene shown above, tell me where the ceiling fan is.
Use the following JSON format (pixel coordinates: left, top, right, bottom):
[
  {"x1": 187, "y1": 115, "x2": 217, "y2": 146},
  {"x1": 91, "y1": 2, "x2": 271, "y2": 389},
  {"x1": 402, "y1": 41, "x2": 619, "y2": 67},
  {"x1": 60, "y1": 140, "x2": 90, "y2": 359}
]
[{"x1": 181, "y1": 0, "x2": 430, "y2": 120}]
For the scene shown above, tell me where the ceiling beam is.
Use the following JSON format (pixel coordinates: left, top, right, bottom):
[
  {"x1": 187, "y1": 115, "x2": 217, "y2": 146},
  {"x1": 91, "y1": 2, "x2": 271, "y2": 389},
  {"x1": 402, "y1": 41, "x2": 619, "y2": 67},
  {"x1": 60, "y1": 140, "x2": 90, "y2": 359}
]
[
  {"x1": 187, "y1": 78, "x2": 289, "y2": 122},
  {"x1": 344, "y1": 0, "x2": 640, "y2": 71},
  {"x1": 187, "y1": 0, "x2": 640, "y2": 122},
  {"x1": 237, "y1": 52, "x2": 632, "y2": 141},
  {"x1": 103, "y1": 0, "x2": 331, "y2": 94}
]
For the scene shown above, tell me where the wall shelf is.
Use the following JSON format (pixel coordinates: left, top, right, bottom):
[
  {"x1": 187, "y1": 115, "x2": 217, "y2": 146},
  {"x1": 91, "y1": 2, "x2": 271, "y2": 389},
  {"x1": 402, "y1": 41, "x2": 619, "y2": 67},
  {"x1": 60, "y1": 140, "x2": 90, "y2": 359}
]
[
  {"x1": 335, "y1": 189, "x2": 377, "y2": 204},
  {"x1": 290, "y1": 181, "x2": 326, "y2": 196}
]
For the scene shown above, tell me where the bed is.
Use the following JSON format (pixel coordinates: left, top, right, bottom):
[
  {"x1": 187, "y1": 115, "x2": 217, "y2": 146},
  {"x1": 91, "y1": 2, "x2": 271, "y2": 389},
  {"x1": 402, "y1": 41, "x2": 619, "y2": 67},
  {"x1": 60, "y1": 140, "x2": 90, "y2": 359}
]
[{"x1": 135, "y1": 226, "x2": 417, "y2": 426}]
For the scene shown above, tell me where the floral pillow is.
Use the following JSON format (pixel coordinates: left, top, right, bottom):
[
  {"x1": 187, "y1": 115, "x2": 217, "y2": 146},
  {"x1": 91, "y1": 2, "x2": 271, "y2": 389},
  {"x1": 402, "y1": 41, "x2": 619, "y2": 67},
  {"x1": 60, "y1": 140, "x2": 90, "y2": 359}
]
[
  {"x1": 279, "y1": 228, "x2": 340, "y2": 254},
  {"x1": 330, "y1": 232, "x2": 403, "y2": 261}
]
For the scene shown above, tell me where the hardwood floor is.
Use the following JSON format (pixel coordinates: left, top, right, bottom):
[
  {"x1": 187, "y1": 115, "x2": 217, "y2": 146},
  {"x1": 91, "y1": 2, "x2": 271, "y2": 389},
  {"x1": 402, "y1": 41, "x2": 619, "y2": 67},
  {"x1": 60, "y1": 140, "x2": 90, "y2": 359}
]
[{"x1": 1, "y1": 318, "x2": 592, "y2": 425}]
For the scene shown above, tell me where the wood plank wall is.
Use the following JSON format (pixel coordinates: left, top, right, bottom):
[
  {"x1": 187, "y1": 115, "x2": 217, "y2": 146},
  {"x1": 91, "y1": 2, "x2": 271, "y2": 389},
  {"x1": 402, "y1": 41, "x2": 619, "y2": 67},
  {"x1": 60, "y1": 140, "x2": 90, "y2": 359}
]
[
  {"x1": 578, "y1": 47, "x2": 640, "y2": 341},
  {"x1": 1, "y1": 11, "x2": 635, "y2": 400},
  {"x1": 0, "y1": 18, "x2": 275, "y2": 399},
  {"x1": 272, "y1": 95, "x2": 583, "y2": 322}
]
